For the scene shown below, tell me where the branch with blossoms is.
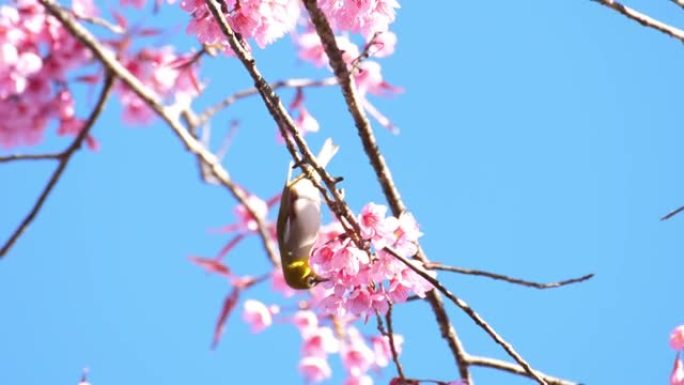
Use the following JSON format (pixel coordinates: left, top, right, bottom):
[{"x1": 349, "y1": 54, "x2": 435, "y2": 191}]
[
  {"x1": 1, "y1": 1, "x2": 593, "y2": 384},
  {"x1": 0, "y1": 73, "x2": 115, "y2": 257}
]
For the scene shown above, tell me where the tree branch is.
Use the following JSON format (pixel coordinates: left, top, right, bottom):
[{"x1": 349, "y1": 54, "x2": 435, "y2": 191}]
[
  {"x1": 673, "y1": 0, "x2": 684, "y2": 11},
  {"x1": 38, "y1": 0, "x2": 279, "y2": 266},
  {"x1": 466, "y1": 356, "x2": 579, "y2": 385},
  {"x1": 0, "y1": 153, "x2": 63, "y2": 163},
  {"x1": 0, "y1": 73, "x2": 115, "y2": 258},
  {"x1": 385, "y1": 247, "x2": 549, "y2": 385},
  {"x1": 193, "y1": 77, "x2": 338, "y2": 129},
  {"x1": 425, "y1": 263, "x2": 594, "y2": 290},
  {"x1": 661, "y1": 204, "x2": 684, "y2": 221},
  {"x1": 591, "y1": 0, "x2": 684, "y2": 44}
]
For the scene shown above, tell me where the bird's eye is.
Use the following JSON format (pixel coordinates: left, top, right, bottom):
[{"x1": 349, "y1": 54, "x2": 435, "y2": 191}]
[{"x1": 306, "y1": 275, "x2": 317, "y2": 288}]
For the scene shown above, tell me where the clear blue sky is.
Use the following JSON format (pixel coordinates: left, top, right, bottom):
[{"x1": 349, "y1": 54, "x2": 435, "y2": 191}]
[{"x1": 1, "y1": 0, "x2": 683, "y2": 384}]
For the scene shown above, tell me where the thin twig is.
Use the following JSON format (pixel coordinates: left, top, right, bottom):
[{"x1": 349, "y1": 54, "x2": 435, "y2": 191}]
[
  {"x1": 425, "y1": 263, "x2": 594, "y2": 290},
  {"x1": 194, "y1": 77, "x2": 338, "y2": 128},
  {"x1": 661, "y1": 204, "x2": 684, "y2": 221},
  {"x1": 375, "y1": 313, "x2": 407, "y2": 383},
  {"x1": 591, "y1": 0, "x2": 684, "y2": 44},
  {"x1": 203, "y1": 0, "x2": 366, "y2": 250},
  {"x1": 467, "y1": 356, "x2": 579, "y2": 385},
  {"x1": 673, "y1": 0, "x2": 684, "y2": 11},
  {"x1": 0, "y1": 74, "x2": 115, "y2": 258},
  {"x1": 39, "y1": 0, "x2": 279, "y2": 266},
  {"x1": 0, "y1": 153, "x2": 62, "y2": 163},
  {"x1": 385, "y1": 247, "x2": 548, "y2": 385},
  {"x1": 385, "y1": 304, "x2": 407, "y2": 382},
  {"x1": 300, "y1": 1, "x2": 471, "y2": 380}
]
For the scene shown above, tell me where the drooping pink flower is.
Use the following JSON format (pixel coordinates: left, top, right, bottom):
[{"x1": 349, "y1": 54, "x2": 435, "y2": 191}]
[
  {"x1": 299, "y1": 355, "x2": 332, "y2": 383},
  {"x1": 242, "y1": 299, "x2": 278, "y2": 333},
  {"x1": 347, "y1": 286, "x2": 388, "y2": 318},
  {"x1": 179, "y1": 0, "x2": 299, "y2": 50},
  {"x1": 672, "y1": 356, "x2": 684, "y2": 385},
  {"x1": 302, "y1": 326, "x2": 340, "y2": 356},
  {"x1": 318, "y1": 0, "x2": 400, "y2": 39},
  {"x1": 341, "y1": 328, "x2": 375, "y2": 377},
  {"x1": 72, "y1": 0, "x2": 97, "y2": 17},
  {"x1": 359, "y1": 202, "x2": 390, "y2": 240},
  {"x1": 371, "y1": 334, "x2": 403, "y2": 367},
  {"x1": 234, "y1": 194, "x2": 269, "y2": 231},
  {"x1": 296, "y1": 31, "x2": 360, "y2": 67},
  {"x1": 295, "y1": 106, "x2": 320, "y2": 135},
  {"x1": 120, "y1": 0, "x2": 147, "y2": 8},
  {"x1": 118, "y1": 46, "x2": 200, "y2": 124},
  {"x1": 344, "y1": 374, "x2": 373, "y2": 385},
  {"x1": 371, "y1": 31, "x2": 397, "y2": 58},
  {"x1": 672, "y1": 326, "x2": 684, "y2": 351},
  {"x1": 292, "y1": 310, "x2": 319, "y2": 334}
]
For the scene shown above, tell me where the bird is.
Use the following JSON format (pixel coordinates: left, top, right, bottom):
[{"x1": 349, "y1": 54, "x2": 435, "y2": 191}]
[{"x1": 276, "y1": 138, "x2": 339, "y2": 289}]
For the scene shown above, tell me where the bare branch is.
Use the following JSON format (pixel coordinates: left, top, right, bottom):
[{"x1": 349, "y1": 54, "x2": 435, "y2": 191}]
[
  {"x1": 0, "y1": 73, "x2": 115, "y2": 258},
  {"x1": 425, "y1": 263, "x2": 594, "y2": 290},
  {"x1": 0, "y1": 153, "x2": 62, "y2": 163},
  {"x1": 467, "y1": 356, "x2": 579, "y2": 385},
  {"x1": 194, "y1": 77, "x2": 338, "y2": 128},
  {"x1": 661, "y1": 204, "x2": 684, "y2": 221},
  {"x1": 39, "y1": 0, "x2": 279, "y2": 266},
  {"x1": 673, "y1": 0, "x2": 684, "y2": 11},
  {"x1": 385, "y1": 247, "x2": 548, "y2": 385},
  {"x1": 592, "y1": 0, "x2": 684, "y2": 44}
]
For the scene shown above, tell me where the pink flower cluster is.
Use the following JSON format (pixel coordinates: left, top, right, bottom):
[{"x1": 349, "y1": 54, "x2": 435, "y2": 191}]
[
  {"x1": 118, "y1": 47, "x2": 200, "y2": 124},
  {"x1": 179, "y1": 0, "x2": 300, "y2": 51},
  {"x1": 0, "y1": 0, "x2": 92, "y2": 149},
  {"x1": 241, "y1": 305, "x2": 403, "y2": 384},
  {"x1": 310, "y1": 203, "x2": 433, "y2": 319},
  {"x1": 318, "y1": 0, "x2": 400, "y2": 40},
  {"x1": 672, "y1": 326, "x2": 684, "y2": 385},
  {"x1": 295, "y1": 30, "x2": 398, "y2": 97}
]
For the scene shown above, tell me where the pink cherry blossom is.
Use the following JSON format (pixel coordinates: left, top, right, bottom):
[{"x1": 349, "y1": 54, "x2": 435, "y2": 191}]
[
  {"x1": 293, "y1": 310, "x2": 319, "y2": 334},
  {"x1": 120, "y1": 0, "x2": 147, "y2": 8},
  {"x1": 296, "y1": 31, "x2": 360, "y2": 67},
  {"x1": 673, "y1": 356, "x2": 684, "y2": 385},
  {"x1": 72, "y1": 0, "x2": 97, "y2": 17},
  {"x1": 371, "y1": 334, "x2": 403, "y2": 367},
  {"x1": 302, "y1": 326, "x2": 340, "y2": 356},
  {"x1": 118, "y1": 47, "x2": 200, "y2": 124},
  {"x1": 294, "y1": 107, "x2": 320, "y2": 135},
  {"x1": 299, "y1": 355, "x2": 332, "y2": 383},
  {"x1": 234, "y1": 194, "x2": 269, "y2": 231},
  {"x1": 371, "y1": 31, "x2": 397, "y2": 58},
  {"x1": 242, "y1": 299, "x2": 277, "y2": 333},
  {"x1": 318, "y1": 0, "x2": 400, "y2": 39},
  {"x1": 179, "y1": 0, "x2": 300, "y2": 50},
  {"x1": 341, "y1": 328, "x2": 375, "y2": 376},
  {"x1": 359, "y1": 202, "x2": 390, "y2": 241},
  {"x1": 672, "y1": 325, "x2": 684, "y2": 351},
  {"x1": 344, "y1": 374, "x2": 373, "y2": 385}
]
